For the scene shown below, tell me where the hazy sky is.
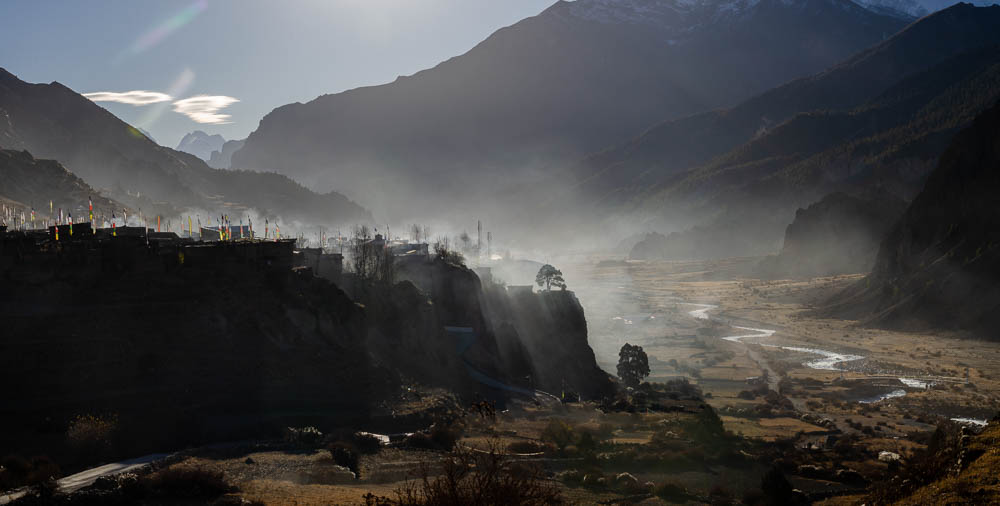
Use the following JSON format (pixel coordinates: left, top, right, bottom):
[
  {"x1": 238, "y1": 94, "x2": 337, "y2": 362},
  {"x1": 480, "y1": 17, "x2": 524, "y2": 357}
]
[{"x1": 0, "y1": 0, "x2": 554, "y2": 148}]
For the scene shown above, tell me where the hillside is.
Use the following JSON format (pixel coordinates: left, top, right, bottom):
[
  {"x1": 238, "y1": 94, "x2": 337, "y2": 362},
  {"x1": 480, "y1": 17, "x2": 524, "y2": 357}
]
[
  {"x1": 0, "y1": 149, "x2": 121, "y2": 218},
  {"x1": 821, "y1": 99, "x2": 1000, "y2": 334},
  {"x1": 0, "y1": 69, "x2": 369, "y2": 226},
  {"x1": 605, "y1": 7, "x2": 1000, "y2": 259},
  {"x1": 754, "y1": 190, "x2": 907, "y2": 278},
  {"x1": 571, "y1": 3, "x2": 1000, "y2": 212},
  {"x1": 231, "y1": 0, "x2": 906, "y2": 220}
]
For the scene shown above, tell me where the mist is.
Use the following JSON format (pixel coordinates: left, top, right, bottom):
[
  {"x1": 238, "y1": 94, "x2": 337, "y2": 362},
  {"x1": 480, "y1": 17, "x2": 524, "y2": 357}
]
[{"x1": 3, "y1": 0, "x2": 1000, "y2": 503}]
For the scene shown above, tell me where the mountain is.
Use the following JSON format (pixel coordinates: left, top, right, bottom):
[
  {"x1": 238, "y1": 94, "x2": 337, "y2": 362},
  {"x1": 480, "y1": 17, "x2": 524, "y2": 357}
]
[
  {"x1": 754, "y1": 189, "x2": 907, "y2": 278},
  {"x1": 0, "y1": 68, "x2": 370, "y2": 226},
  {"x1": 0, "y1": 148, "x2": 121, "y2": 217},
  {"x1": 176, "y1": 130, "x2": 225, "y2": 161},
  {"x1": 137, "y1": 127, "x2": 158, "y2": 145},
  {"x1": 591, "y1": 4, "x2": 1000, "y2": 259},
  {"x1": 571, "y1": 3, "x2": 1000, "y2": 212},
  {"x1": 208, "y1": 138, "x2": 244, "y2": 169},
  {"x1": 820, "y1": 99, "x2": 1000, "y2": 335},
  {"x1": 856, "y1": 0, "x2": 928, "y2": 18},
  {"x1": 231, "y1": 0, "x2": 907, "y2": 220}
]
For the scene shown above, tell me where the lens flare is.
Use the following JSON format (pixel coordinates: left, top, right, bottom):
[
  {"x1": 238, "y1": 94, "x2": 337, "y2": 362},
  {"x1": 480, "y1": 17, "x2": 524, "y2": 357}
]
[{"x1": 119, "y1": 0, "x2": 208, "y2": 61}]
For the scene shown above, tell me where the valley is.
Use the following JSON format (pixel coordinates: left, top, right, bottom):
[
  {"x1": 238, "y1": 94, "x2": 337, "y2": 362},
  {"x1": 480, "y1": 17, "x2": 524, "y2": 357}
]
[
  {"x1": 568, "y1": 257, "x2": 999, "y2": 443},
  {"x1": 3, "y1": 0, "x2": 1000, "y2": 504}
]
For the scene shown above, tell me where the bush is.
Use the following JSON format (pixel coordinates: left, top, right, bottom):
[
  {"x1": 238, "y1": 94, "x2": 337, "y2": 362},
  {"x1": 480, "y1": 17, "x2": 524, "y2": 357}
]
[
  {"x1": 393, "y1": 441, "x2": 561, "y2": 505},
  {"x1": 760, "y1": 466, "x2": 796, "y2": 505},
  {"x1": 66, "y1": 413, "x2": 118, "y2": 453},
  {"x1": 541, "y1": 419, "x2": 576, "y2": 451},
  {"x1": 708, "y1": 484, "x2": 735, "y2": 505},
  {"x1": 284, "y1": 426, "x2": 324, "y2": 447},
  {"x1": 0, "y1": 455, "x2": 60, "y2": 491},
  {"x1": 654, "y1": 481, "x2": 695, "y2": 503},
  {"x1": 328, "y1": 442, "x2": 360, "y2": 477},
  {"x1": 352, "y1": 433, "x2": 383, "y2": 455},
  {"x1": 403, "y1": 424, "x2": 460, "y2": 452},
  {"x1": 143, "y1": 467, "x2": 234, "y2": 499},
  {"x1": 507, "y1": 441, "x2": 547, "y2": 454}
]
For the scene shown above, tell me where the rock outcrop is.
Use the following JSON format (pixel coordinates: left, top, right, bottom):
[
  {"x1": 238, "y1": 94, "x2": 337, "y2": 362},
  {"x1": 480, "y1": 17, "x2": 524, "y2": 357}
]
[
  {"x1": 0, "y1": 239, "x2": 376, "y2": 465},
  {"x1": 208, "y1": 139, "x2": 245, "y2": 169},
  {"x1": 756, "y1": 190, "x2": 907, "y2": 278},
  {"x1": 821, "y1": 100, "x2": 1000, "y2": 334}
]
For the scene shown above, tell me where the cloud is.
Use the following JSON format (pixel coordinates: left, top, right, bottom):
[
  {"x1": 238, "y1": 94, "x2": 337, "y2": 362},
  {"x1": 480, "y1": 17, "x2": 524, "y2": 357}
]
[
  {"x1": 82, "y1": 90, "x2": 172, "y2": 105},
  {"x1": 172, "y1": 95, "x2": 239, "y2": 124}
]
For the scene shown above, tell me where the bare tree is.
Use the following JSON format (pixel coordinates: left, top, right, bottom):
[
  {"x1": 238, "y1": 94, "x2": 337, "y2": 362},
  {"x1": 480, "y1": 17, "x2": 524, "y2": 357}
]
[
  {"x1": 434, "y1": 236, "x2": 465, "y2": 266},
  {"x1": 350, "y1": 225, "x2": 373, "y2": 280},
  {"x1": 349, "y1": 224, "x2": 395, "y2": 284}
]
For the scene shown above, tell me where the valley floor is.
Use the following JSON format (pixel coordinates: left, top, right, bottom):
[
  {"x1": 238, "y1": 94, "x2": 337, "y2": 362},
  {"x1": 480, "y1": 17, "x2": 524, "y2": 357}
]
[
  {"x1": 566, "y1": 257, "x2": 1000, "y2": 435},
  {"x1": 13, "y1": 257, "x2": 1000, "y2": 505}
]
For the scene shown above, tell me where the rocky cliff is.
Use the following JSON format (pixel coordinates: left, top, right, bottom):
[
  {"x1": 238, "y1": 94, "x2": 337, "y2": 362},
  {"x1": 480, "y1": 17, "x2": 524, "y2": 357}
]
[
  {"x1": 0, "y1": 240, "x2": 377, "y2": 466},
  {"x1": 395, "y1": 258, "x2": 614, "y2": 400},
  {"x1": 483, "y1": 287, "x2": 615, "y2": 400},
  {"x1": 821, "y1": 100, "x2": 1000, "y2": 334},
  {"x1": 756, "y1": 189, "x2": 908, "y2": 278}
]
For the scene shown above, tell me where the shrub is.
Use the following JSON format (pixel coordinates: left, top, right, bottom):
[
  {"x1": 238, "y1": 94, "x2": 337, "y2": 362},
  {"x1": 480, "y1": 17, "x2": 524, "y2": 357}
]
[
  {"x1": 143, "y1": 467, "x2": 234, "y2": 499},
  {"x1": 0, "y1": 455, "x2": 60, "y2": 491},
  {"x1": 284, "y1": 426, "x2": 324, "y2": 447},
  {"x1": 576, "y1": 432, "x2": 597, "y2": 453},
  {"x1": 66, "y1": 413, "x2": 118, "y2": 453},
  {"x1": 760, "y1": 466, "x2": 795, "y2": 505},
  {"x1": 654, "y1": 481, "x2": 694, "y2": 503},
  {"x1": 507, "y1": 440, "x2": 547, "y2": 454},
  {"x1": 403, "y1": 424, "x2": 459, "y2": 452},
  {"x1": 541, "y1": 419, "x2": 577, "y2": 451},
  {"x1": 393, "y1": 440, "x2": 561, "y2": 505},
  {"x1": 328, "y1": 442, "x2": 361, "y2": 477},
  {"x1": 352, "y1": 433, "x2": 383, "y2": 455}
]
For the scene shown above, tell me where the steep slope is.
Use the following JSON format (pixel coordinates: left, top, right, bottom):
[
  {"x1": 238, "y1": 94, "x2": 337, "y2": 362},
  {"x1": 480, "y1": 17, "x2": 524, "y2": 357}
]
[
  {"x1": 754, "y1": 190, "x2": 907, "y2": 278},
  {"x1": 572, "y1": 3, "x2": 1000, "y2": 209},
  {"x1": 232, "y1": 0, "x2": 906, "y2": 219},
  {"x1": 610, "y1": 10, "x2": 1000, "y2": 260},
  {"x1": 821, "y1": 100, "x2": 1000, "y2": 335},
  {"x1": 0, "y1": 149, "x2": 121, "y2": 217},
  {"x1": 0, "y1": 69, "x2": 369, "y2": 226},
  {"x1": 176, "y1": 130, "x2": 225, "y2": 161}
]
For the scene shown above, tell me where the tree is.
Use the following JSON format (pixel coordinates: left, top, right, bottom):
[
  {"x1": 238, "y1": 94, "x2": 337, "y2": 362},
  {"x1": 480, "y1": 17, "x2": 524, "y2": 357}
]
[
  {"x1": 535, "y1": 264, "x2": 566, "y2": 291},
  {"x1": 434, "y1": 236, "x2": 465, "y2": 266},
  {"x1": 617, "y1": 343, "x2": 650, "y2": 388}
]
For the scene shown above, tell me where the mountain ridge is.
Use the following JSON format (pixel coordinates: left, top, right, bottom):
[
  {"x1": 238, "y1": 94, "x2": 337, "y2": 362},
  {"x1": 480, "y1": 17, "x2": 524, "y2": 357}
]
[
  {"x1": 231, "y1": 0, "x2": 907, "y2": 221},
  {"x1": 0, "y1": 69, "x2": 370, "y2": 227}
]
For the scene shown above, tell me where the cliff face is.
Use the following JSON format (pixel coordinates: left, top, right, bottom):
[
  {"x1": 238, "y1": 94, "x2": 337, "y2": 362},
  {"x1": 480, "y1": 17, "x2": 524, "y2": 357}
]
[
  {"x1": 821, "y1": 100, "x2": 1000, "y2": 334},
  {"x1": 483, "y1": 286, "x2": 615, "y2": 400},
  {"x1": 757, "y1": 190, "x2": 908, "y2": 278},
  {"x1": 0, "y1": 240, "x2": 376, "y2": 462},
  {"x1": 395, "y1": 258, "x2": 614, "y2": 400}
]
